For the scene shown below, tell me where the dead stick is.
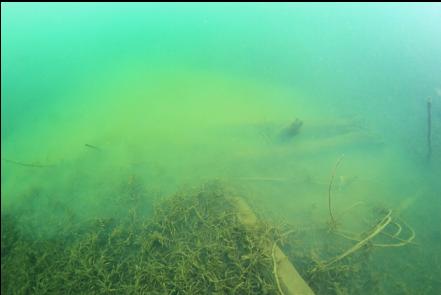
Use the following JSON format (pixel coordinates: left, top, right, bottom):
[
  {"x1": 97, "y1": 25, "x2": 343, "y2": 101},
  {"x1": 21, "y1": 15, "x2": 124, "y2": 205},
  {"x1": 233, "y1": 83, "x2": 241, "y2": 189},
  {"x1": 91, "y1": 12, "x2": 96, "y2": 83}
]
[
  {"x1": 1, "y1": 157, "x2": 55, "y2": 168},
  {"x1": 427, "y1": 97, "x2": 432, "y2": 160}
]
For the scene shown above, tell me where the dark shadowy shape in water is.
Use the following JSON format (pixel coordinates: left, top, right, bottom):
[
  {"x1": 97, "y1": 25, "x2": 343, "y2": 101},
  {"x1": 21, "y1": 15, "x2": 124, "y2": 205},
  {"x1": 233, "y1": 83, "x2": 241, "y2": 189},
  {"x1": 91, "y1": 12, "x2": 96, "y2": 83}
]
[
  {"x1": 278, "y1": 118, "x2": 303, "y2": 143},
  {"x1": 85, "y1": 143, "x2": 101, "y2": 151}
]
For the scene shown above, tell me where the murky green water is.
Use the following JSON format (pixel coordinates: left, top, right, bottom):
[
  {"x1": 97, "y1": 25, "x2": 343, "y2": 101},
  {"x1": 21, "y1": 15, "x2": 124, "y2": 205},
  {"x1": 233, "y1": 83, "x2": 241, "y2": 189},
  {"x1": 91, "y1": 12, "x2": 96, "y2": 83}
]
[{"x1": 2, "y1": 3, "x2": 441, "y2": 294}]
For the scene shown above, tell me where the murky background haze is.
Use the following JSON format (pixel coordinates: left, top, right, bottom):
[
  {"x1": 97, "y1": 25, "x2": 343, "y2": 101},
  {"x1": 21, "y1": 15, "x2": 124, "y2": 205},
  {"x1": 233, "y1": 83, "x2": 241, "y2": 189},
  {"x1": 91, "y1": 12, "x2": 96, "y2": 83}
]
[{"x1": 1, "y1": 3, "x2": 441, "y2": 293}]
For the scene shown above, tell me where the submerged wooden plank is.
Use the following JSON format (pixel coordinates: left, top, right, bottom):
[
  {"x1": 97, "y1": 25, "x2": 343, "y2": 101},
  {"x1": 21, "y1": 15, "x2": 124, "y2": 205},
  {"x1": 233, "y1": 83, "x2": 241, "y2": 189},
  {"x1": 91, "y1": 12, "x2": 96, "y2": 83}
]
[{"x1": 228, "y1": 196, "x2": 315, "y2": 295}]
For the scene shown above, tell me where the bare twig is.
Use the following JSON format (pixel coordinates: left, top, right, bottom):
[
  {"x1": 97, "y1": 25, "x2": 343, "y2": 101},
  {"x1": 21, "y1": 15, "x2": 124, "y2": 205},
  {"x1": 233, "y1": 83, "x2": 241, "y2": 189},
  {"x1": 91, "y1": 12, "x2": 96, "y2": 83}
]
[{"x1": 1, "y1": 157, "x2": 55, "y2": 168}]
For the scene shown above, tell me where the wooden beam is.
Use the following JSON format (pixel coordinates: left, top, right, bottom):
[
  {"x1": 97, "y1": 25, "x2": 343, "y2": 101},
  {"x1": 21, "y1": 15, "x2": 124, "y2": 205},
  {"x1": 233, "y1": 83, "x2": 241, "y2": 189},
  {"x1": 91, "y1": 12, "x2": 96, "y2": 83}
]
[{"x1": 228, "y1": 196, "x2": 315, "y2": 295}]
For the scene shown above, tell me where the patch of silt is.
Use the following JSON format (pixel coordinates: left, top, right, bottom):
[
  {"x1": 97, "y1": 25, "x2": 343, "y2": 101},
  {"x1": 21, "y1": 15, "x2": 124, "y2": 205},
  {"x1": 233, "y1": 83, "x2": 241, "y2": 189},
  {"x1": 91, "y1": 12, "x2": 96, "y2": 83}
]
[{"x1": 1, "y1": 182, "x2": 286, "y2": 294}]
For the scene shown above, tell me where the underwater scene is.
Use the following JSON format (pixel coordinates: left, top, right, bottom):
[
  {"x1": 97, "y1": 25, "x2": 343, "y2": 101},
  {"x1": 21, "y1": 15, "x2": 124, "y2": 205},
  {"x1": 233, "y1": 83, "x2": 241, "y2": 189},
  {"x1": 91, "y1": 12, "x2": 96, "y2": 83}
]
[{"x1": 1, "y1": 3, "x2": 441, "y2": 295}]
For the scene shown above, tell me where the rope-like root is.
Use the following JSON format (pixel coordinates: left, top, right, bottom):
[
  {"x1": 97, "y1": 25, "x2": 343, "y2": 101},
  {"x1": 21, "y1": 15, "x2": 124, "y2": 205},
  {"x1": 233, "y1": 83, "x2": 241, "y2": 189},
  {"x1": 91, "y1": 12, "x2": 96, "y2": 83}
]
[
  {"x1": 314, "y1": 210, "x2": 393, "y2": 272},
  {"x1": 272, "y1": 242, "x2": 285, "y2": 295},
  {"x1": 334, "y1": 219, "x2": 416, "y2": 247},
  {"x1": 373, "y1": 218, "x2": 416, "y2": 247},
  {"x1": 391, "y1": 221, "x2": 402, "y2": 237},
  {"x1": 328, "y1": 154, "x2": 345, "y2": 228},
  {"x1": 313, "y1": 208, "x2": 416, "y2": 274},
  {"x1": 313, "y1": 156, "x2": 417, "y2": 275}
]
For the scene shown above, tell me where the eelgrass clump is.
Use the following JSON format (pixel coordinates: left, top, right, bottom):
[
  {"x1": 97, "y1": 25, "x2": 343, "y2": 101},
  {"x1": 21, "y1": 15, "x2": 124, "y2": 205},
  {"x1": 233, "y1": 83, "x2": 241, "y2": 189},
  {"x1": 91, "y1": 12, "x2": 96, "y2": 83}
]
[
  {"x1": 1, "y1": 182, "x2": 283, "y2": 294},
  {"x1": 1, "y1": 179, "x2": 426, "y2": 295}
]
